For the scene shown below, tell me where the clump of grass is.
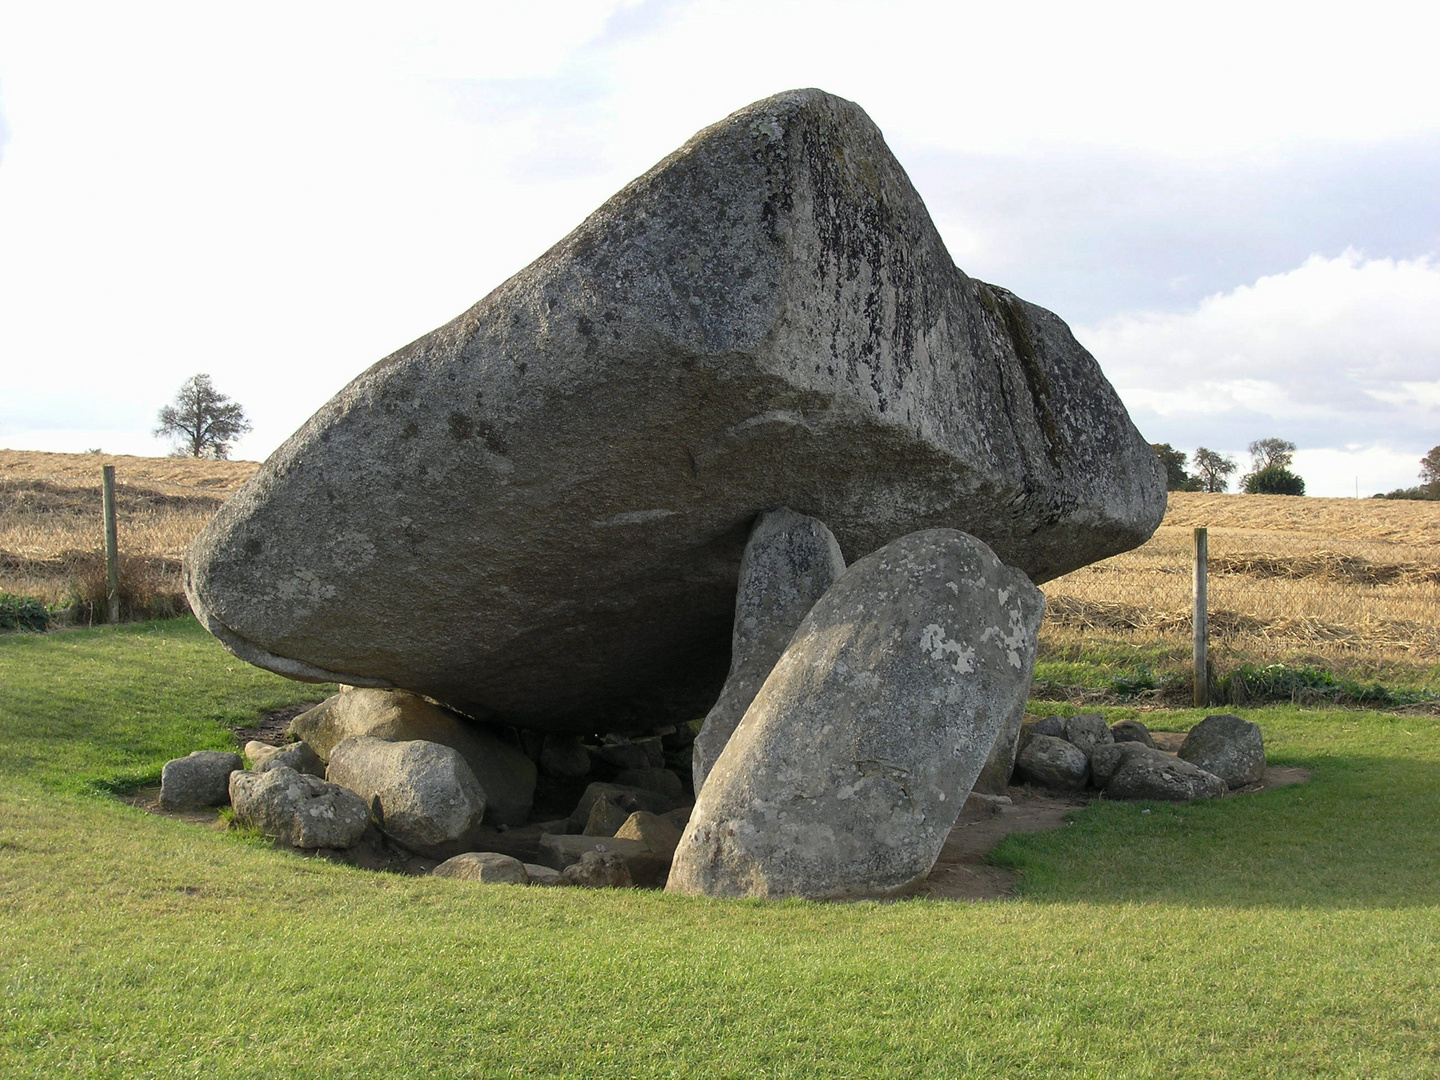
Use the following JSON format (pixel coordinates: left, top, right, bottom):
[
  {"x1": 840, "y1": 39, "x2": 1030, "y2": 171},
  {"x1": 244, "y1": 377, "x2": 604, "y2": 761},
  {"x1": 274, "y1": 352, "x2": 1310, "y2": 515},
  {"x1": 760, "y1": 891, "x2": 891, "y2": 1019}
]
[
  {"x1": 1215, "y1": 662, "x2": 1440, "y2": 708},
  {"x1": 0, "y1": 591, "x2": 48, "y2": 632},
  {"x1": 53, "y1": 551, "x2": 189, "y2": 626}
]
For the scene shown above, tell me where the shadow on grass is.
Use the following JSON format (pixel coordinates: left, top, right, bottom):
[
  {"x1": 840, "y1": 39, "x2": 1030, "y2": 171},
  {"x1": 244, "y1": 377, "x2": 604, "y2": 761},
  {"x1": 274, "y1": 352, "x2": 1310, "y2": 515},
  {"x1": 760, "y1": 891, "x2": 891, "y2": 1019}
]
[{"x1": 990, "y1": 753, "x2": 1440, "y2": 909}]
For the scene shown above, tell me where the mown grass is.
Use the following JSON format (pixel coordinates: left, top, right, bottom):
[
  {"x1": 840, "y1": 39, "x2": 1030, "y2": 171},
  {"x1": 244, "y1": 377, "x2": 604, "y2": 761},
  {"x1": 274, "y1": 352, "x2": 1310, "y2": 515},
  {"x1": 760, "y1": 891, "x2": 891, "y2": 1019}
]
[{"x1": 3, "y1": 621, "x2": 1440, "y2": 1077}]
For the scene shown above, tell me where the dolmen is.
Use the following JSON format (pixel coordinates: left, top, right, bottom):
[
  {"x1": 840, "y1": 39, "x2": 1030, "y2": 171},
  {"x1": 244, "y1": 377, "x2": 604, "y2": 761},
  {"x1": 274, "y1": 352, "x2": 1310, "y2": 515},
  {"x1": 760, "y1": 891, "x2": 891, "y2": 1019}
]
[{"x1": 181, "y1": 87, "x2": 1168, "y2": 899}]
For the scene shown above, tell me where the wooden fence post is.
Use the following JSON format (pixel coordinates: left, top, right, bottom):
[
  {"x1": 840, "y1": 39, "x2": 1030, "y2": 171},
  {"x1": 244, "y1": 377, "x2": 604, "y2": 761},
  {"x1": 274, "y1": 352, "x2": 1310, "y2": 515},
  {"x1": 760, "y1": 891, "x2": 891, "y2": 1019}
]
[
  {"x1": 102, "y1": 464, "x2": 120, "y2": 624},
  {"x1": 1193, "y1": 526, "x2": 1208, "y2": 707}
]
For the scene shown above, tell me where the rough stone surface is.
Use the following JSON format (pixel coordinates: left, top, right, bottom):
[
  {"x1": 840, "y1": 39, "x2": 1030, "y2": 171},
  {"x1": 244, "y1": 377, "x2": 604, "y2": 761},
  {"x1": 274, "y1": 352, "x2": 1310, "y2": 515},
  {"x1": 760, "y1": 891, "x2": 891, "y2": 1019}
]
[
  {"x1": 1063, "y1": 713, "x2": 1113, "y2": 761},
  {"x1": 244, "y1": 741, "x2": 282, "y2": 769},
  {"x1": 972, "y1": 705, "x2": 1026, "y2": 796},
  {"x1": 432, "y1": 851, "x2": 529, "y2": 884},
  {"x1": 291, "y1": 689, "x2": 535, "y2": 825},
  {"x1": 614, "y1": 810, "x2": 685, "y2": 862},
  {"x1": 1016, "y1": 735, "x2": 1089, "y2": 790},
  {"x1": 567, "y1": 783, "x2": 680, "y2": 832},
  {"x1": 537, "y1": 834, "x2": 663, "y2": 887},
  {"x1": 613, "y1": 768, "x2": 685, "y2": 803},
  {"x1": 229, "y1": 766, "x2": 370, "y2": 849},
  {"x1": 185, "y1": 88, "x2": 1166, "y2": 734},
  {"x1": 1089, "y1": 741, "x2": 1152, "y2": 789},
  {"x1": 582, "y1": 796, "x2": 632, "y2": 837},
  {"x1": 562, "y1": 851, "x2": 635, "y2": 889},
  {"x1": 253, "y1": 741, "x2": 325, "y2": 777},
  {"x1": 668, "y1": 528, "x2": 1044, "y2": 900},
  {"x1": 539, "y1": 735, "x2": 591, "y2": 778},
  {"x1": 524, "y1": 862, "x2": 567, "y2": 886},
  {"x1": 1016, "y1": 715, "x2": 1062, "y2": 759},
  {"x1": 326, "y1": 736, "x2": 488, "y2": 857},
  {"x1": 160, "y1": 751, "x2": 243, "y2": 810},
  {"x1": 692, "y1": 508, "x2": 845, "y2": 793},
  {"x1": 1105, "y1": 747, "x2": 1227, "y2": 801},
  {"x1": 1177, "y1": 714, "x2": 1265, "y2": 788},
  {"x1": 1109, "y1": 719, "x2": 1157, "y2": 747}
]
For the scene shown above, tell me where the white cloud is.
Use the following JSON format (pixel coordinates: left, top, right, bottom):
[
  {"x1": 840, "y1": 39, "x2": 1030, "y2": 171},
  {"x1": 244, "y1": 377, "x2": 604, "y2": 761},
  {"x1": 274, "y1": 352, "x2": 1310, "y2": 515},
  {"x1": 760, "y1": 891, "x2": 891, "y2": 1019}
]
[{"x1": 1078, "y1": 251, "x2": 1440, "y2": 496}]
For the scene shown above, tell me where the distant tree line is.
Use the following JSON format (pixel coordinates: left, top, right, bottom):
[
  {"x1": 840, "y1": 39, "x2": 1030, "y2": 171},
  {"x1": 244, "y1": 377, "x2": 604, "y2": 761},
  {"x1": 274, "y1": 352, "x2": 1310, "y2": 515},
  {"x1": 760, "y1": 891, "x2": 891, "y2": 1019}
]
[
  {"x1": 1374, "y1": 446, "x2": 1440, "y2": 501},
  {"x1": 1150, "y1": 439, "x2": 1305, "y2": 495}
]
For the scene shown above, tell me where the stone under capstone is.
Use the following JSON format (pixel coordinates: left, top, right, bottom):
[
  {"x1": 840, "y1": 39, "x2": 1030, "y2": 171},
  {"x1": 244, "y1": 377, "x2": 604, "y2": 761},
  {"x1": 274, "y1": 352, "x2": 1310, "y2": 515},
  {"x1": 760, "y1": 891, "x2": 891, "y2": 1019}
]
[{"x1": 185, "y1": 87, "x2": 1166, "y2": 733}]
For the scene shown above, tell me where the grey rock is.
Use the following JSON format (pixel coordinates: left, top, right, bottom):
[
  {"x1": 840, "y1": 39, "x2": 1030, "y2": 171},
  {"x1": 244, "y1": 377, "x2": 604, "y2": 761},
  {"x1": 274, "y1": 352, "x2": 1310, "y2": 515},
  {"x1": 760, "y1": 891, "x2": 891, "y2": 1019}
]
[
  {"x1": 228, "y1": 766, "x2": 370, "y2": 849},
  {"x1": 1063, "y1": 713, "x2": 1113, "y2": 761},
  {"x1": 524, "y1": 862, "x2": 568, "y2": 886},
  {"x1": 432, "y1": 851, "x2": 529, "y2": 884},
  {"x1": 159, "y1": 751, "x2": 243, "y2": 810},
  {"x1": 692, "y1": 508, "x2": 845, "y2": 793},
  {"x1": 567, "y1": 782, "x2": 680, "y2": 832},
  {"x1": 539, "y1": 735, "x2": 591, "y2": 778},
  {"x1": 291, "y1": 689, "x2": 535, "y2": 825},
  {"x1": 1105, "y1": 746, "x2": 1227, "y2": 801},
  {"x1": 1109, "y1": 719, "x2": 1157, "y2": 747},
  {"x1": 254, "y1": 741, "x2": 325, "y2": 778},
  {"x1": 1089, "y1": 741, "x2": 1153, "y2": 789},
  {"x1": 582, "y1": 796, "x2": 631, "y2": 838},
  {"x1": 972, "y1": 704, "x2": 1025, "y2": 796},
  {"x1": 1016, "y1": 735, "x2": 1089, "y2": 791},
  {"x1": 1177, "y1": 714, "x2": 1265, "y2": 788},
  {"x1": 1016, "y1": 715, "x2": 1063, "y2": 759},
  {"x1": 326, "y1": 736, "x2": 488, "y2": 858},
  {"x1": 185, "y1": 88, "x2": 1165, "y2": 735},
  {"x1": 537, "y1": 834, "x2": 663, "y2": 887},
  {"x1": 244, "y1": 741, "x2": 282, "y2": 769},
  {"x1": 613, "y1": 767, "x2": 685, "y2": 803},
  {"x1": 562, "y1": 851, "x2": 635, "y2": 889},
  {"x1": 669, "y1": 528, "x2": 1044, "y2": 900},
  {"x1": 614, "y1": 810, "x2": 685, "y2": 862}
]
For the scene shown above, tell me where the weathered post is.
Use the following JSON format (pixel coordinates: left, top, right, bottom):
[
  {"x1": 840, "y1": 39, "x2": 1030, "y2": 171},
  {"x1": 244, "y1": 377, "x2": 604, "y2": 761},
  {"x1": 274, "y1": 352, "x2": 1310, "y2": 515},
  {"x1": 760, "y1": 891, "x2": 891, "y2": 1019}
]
[
  {"x1": 1192, "y1": 526, "x2": 1208, "y2": 707},
  {"x1": 102, "y1": 464, "x2": 120, "y2": 624}
]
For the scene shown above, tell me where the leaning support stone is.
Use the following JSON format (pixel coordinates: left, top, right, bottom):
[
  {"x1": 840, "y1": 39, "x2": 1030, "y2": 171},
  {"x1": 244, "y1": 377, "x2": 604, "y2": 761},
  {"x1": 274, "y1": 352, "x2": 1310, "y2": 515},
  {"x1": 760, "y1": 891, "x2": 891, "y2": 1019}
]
[
  {"x1": 668, "y1": 528, "x2": 1044, "y2": 900},
  {"x1": 692, "y1": 508, "x2": 845, "y2": 794}
]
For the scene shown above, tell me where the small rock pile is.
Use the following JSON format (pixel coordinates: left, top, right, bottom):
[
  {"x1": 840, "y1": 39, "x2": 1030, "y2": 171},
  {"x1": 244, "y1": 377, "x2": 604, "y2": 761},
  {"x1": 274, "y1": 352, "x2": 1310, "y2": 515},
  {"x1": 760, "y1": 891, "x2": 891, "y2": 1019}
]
[
  {"x1": 159, "y1": 686, "x2": 700, "y2": 889},
  {"x1": 1014, "y1": 713, "x2": 1266, "y2": 800}
]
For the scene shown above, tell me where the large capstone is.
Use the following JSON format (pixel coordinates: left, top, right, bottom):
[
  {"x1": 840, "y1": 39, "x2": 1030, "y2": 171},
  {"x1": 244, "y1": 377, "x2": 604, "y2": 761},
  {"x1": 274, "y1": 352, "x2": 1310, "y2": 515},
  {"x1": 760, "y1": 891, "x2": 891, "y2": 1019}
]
[
  {"x1": 185, "y1": 88, "x2": 1164, "y2": 733},
  {"x1": 667, "y1": 529, "x2": 1044, "y2": 900}
]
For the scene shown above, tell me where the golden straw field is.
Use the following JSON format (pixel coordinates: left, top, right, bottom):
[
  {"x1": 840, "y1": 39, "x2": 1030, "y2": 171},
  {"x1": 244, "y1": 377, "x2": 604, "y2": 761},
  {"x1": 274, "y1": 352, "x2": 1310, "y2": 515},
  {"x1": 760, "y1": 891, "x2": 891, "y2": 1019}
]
[{"x1": 3, "y1": 450, "x2": 1438, "y2": 677}]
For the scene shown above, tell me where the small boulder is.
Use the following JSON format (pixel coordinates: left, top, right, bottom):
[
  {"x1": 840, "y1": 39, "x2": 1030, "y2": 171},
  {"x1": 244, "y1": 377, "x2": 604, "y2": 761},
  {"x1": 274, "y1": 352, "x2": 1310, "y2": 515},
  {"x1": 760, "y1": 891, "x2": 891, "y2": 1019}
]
[
  {"x1": 1177, "y1": 714, "x2": 1265, "y2": 788},
  {"x1": 1016, "y1": 735, "x2": 1089, "y2": 790},
  {"x1": 524, "y1": 862, "x2": 567, "y2": 886},
  {"x1": 1016, "y1": 715, "x2": 1064, "y2": 759},
  {"x1": 253, "y1": 741, "x2": 325, "y2": 778},
  {"x1": 326, "y1": 736, "x2": 488, "y2": 858},
  {"x1": 692, "y1": 508, "x2": 846, "y2": 793},
  {"x1": 159, "y1": 751, "x2": 243, "y2": 810},
  {"x1": 539, "y1": 735, "x2": 591, "y2": 778},
  {"x1": 614, "y1": 810, "x2": 684, "y2": 862},
  {"x1": 582, "y1": 796, "x2": 632, "y2": 837},
  {"x1": 432, "y1": 851, "x2": 529, "y2": 885},
  {"x1": 291, "y1": 689, "x2": 536, "y2": 826},
  {"x1": 593, "y1": 739, "x2": 658, "y2": 771},
  {"x1": 229, "y1": 766, "x2": 370, "y2": 849},
  {"x1": 244, "y1": 741, "x2": 282, "y2": 769},
  {"x1": 537, "y1": 834, "x2": 664, "y2": 887},
  {"x1": 1089, "y1": 741, "x2": 1153, "y2": 789},
  {"x1": 612, "y1": 767, "x2": 685, "y2": 803},
  {"x1": 567, "y1": 782, "x2": 679, "y2": 832},
  {"x1": 1063, "y1": 713, "x2": 1113, "y2": 760},
  {"x1": 563, "y1": 851, "x2": 634, "y2": 889},
  {"x1": 1105, "y1": 746, "x2": 1227, "y2": 801},
  {"x1": 1109, "y1": 719, "x2": 1157, "y2": 748}
]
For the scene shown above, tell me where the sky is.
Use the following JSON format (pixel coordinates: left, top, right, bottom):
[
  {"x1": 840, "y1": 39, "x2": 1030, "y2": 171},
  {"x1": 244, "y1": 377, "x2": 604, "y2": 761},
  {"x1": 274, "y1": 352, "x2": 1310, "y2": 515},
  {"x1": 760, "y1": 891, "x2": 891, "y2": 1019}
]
[{"x1": 1, "y1": 0, "x2": 1437, "y2": 497}]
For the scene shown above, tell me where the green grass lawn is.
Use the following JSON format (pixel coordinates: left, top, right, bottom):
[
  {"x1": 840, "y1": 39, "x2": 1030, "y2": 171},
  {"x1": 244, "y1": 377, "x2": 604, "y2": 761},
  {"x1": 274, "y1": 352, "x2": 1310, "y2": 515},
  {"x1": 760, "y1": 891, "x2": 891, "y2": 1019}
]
[{"x1": 3, "y1": 620, "x2": 1439, "y2": 1078}]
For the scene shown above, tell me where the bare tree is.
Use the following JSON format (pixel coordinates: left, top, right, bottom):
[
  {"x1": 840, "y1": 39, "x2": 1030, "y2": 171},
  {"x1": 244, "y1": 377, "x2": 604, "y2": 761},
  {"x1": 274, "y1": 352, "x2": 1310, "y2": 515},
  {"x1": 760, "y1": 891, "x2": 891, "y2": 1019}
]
[
  {"x1": 1247, "y1": 438, "x2": 1296, "y2": 472},
  {"x1": 155, "y1": 374, "x2": 252, "y2": 459},
  {"x1": 1191, "y1": 447, "x2": 1237, "y2": 493},
  {"x1": 1421, "y1": 445, "x2": 1440, "y2": 491}
]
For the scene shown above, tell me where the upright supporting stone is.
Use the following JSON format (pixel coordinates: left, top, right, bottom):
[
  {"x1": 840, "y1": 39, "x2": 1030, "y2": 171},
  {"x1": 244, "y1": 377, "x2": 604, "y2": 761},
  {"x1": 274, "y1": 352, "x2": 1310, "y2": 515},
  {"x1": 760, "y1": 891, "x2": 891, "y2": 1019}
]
[
  {"x1": 668, "y1": 528, "x2": 1045, "y2": 900},
  {"x1": 692, "y1": 509, "x2": 844, "y2": 794}
]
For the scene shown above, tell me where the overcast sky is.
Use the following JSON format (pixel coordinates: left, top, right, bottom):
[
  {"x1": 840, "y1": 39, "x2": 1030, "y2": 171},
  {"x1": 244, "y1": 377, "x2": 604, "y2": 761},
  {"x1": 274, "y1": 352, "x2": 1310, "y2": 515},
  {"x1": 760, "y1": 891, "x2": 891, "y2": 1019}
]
[{"x1": 2, "y1": 0, "x2": 1437, "y2": 497}]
